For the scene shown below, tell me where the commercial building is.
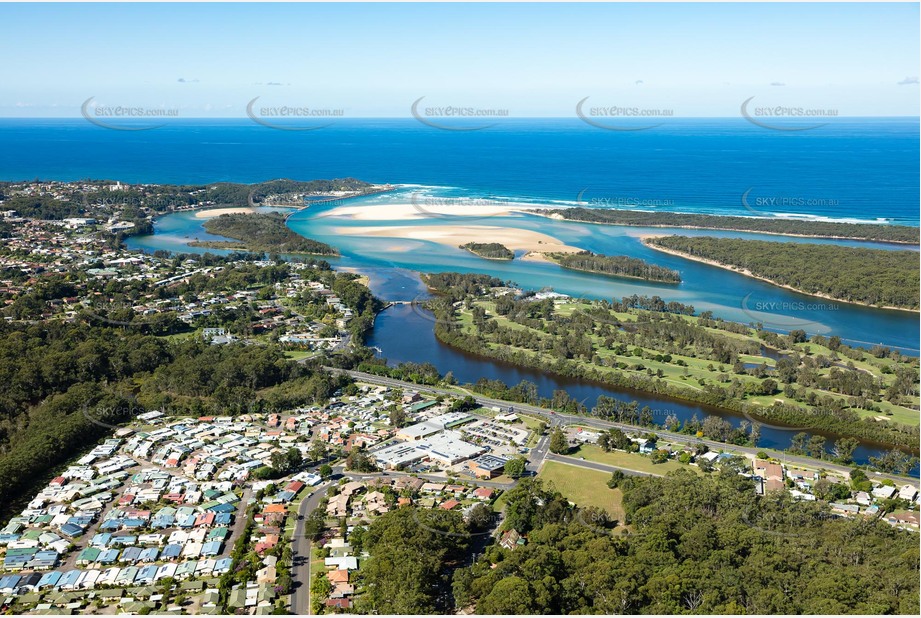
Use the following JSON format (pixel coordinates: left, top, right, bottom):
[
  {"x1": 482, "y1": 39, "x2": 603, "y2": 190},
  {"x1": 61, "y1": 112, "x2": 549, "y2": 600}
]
[{"x1": 468, "y1": 454, "x2": 509, "y2": 479}]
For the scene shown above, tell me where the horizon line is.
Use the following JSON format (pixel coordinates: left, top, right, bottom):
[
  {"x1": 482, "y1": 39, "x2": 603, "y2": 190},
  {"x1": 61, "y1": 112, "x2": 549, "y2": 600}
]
[{"x1": 2, "y1": 115, "x2": 919, "y2": 120}]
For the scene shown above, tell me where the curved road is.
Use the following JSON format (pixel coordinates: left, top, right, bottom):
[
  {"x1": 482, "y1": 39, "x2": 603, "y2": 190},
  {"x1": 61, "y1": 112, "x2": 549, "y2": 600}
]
[{"x1": 326, "y1": 368, "x2": 919, "y2": 488}]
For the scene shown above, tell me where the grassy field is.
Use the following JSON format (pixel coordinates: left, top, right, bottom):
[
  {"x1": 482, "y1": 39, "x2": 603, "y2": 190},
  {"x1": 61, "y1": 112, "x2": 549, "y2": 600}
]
[
  {"x1": 492, "y1": 491, "x2": 509, "y2": 513},
  {"x1": 158, "y1": 331, "x2": 196, "y2": 342},
  {"x1": 457, "y1": 299, "x2": 920, "y2": 430},
  {"x1": 570, "y1": 444, "x2": 702, "y2": 476},
  {"x1": 538, "y1": 460, "x2": 625, "y2": 522},
  {"x1": 516, "y1": 414, "x2": 546, "y2": 432},
  {"x1": 284, "y1": 350, "x2": 318, "y2": 361}
]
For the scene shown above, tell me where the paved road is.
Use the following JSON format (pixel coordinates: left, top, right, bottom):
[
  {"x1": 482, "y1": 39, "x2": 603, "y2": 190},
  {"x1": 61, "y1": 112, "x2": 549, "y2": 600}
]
[
  {"x1": 327, "y1": 368, "x2": 920, "y2": 488},
  {"x1": 290, "y1": 481, "x2": 332, "y2": 615},
  {"x1": 227, "y1": 486, "x2": 253, "y2": 555},
  {"x1": 527, "y1": 431, "x2": 551, "y2": 475}
]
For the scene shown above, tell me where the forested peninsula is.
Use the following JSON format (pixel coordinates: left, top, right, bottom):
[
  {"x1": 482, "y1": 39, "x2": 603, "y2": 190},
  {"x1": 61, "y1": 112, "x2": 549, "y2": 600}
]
[{"x1": 645, "y1": 235, "x2": 920, "y2": 310}]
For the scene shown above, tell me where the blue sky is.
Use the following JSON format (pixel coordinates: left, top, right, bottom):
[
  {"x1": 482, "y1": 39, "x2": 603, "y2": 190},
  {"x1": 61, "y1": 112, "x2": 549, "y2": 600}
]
[{"x1": 0, "y1": 2, "x2": 918, "y2": 117}]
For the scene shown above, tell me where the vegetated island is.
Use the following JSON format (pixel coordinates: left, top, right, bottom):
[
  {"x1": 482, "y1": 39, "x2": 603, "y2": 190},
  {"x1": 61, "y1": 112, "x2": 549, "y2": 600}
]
[
  {"x1": 460, "y1": 242, "x2": 515, "y2": 260},
  {"x1": 644, "y1": 235, "x2": 919, "y2": 311},
  {"x1": 420, "y1": 272, "x2": 920, "y2": 454},
  {"x1": 536, "y1": 207, "x2": 920, "y2": 245},
  {"x1": 191, "y1": 212, "x2": 339, "y2": 255},
  {"x1": 544, "y1": 250, "x2": 681, "y2": 283}
]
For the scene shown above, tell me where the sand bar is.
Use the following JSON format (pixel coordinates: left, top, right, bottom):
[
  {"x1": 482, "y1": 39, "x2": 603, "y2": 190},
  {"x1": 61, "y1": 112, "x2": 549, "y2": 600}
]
[
  {"x1": 320, "y1": 201, "x2": 540, "y2": 221},
  {"x1": 333, "y1": 224, "x2": 583, "y2": 254},
  {"x1": 194, "y1": 207, "x2": 256, "y2": 219}
]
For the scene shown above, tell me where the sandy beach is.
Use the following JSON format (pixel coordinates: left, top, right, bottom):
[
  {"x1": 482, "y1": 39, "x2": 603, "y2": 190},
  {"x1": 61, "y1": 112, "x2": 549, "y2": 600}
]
[
  {"x1": 320, "y1": 201, "x2": 539, "y2": 221},
  {"x1": 334, "y1": 224, "x2": 584, "y2": 254},
  {"x1": 519, "y1": 251, "x2": 556, "y2": 263},
  {"x1": 194, "y1": 207, "x2": 256, "y2": 219}
]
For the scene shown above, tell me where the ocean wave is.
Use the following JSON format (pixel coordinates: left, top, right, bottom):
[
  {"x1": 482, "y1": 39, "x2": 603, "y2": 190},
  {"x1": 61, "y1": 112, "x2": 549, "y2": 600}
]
[
  {"x1": 375, "y1": 187, "x2": 915, "y2": 226},
  {"x1": 770, "y1": 212, "x2": 894, "y2": 224}
]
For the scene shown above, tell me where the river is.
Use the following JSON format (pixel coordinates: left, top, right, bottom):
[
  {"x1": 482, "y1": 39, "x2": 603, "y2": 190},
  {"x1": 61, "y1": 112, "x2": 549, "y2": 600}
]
[
  {"x1": 362, "y1": 268, "x2": 913, "y2": 469},
  {"x1": 124, "y1": 199, "x2": 920, "y2": 469}
]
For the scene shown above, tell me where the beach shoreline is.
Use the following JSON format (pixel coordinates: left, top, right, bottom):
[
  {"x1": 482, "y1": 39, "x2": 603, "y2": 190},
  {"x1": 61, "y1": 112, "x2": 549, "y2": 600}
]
[
  {"x1": 532, "y1": 211, "x2": 920, "y2": 246},
  {"x1": 194, "y1": 207, "x2": 257, "y2": 219}
]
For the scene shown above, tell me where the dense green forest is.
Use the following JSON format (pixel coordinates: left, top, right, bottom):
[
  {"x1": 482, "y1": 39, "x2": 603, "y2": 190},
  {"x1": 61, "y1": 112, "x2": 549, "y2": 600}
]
[
  {"x1": 546, "y1": 250, "x2": 681, "y2": 282},
  {"x1": 355, "y1": 508, "x2": 470, "y2": 613},
  {"x1": 647, "y1": 235, "x2": 920, "y2": 309},
  {"x1": 452, "y1": 474, "x2": 919, "y2": 614},
  {"x1": 422, "y1": 273, "x2": 920, "y2": 454},
  {"x1": 460, "y1": 242, "x2": 514, "y2": 260},
  {"x1": 541, "y1": 207, "x2": 920, "y2": 244},
  {"x1": 199, "y1": 212, "x2": 338, "y2": 255}
]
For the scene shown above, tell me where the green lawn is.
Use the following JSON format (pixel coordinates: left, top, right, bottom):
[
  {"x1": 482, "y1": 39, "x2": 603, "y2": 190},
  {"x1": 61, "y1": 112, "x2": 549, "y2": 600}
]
[
  {"x1": 158, "y1": 331, "x2": 196, "y2": 342},
  {"x1": 516, "y1": 414, "x2": 546, "y2": 446},
  {"x1": 284, "y1": 350, "x2": 318, "y2": 361},
  {"x1": 570, "y1": 444, "x2": 701, "y2": 476},
  {"x1": 517, "y1": 414, "x2": 545, "y2": 432},
  {"x1": 492, "y1": 491, "x2": 509, "y2": 513},
  {"x1": 538, "y1": 460, "x2": 625, "y2": 522}
]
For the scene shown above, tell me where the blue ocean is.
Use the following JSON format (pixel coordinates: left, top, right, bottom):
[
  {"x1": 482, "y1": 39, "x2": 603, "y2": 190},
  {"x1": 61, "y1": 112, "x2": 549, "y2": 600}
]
[{"x1": 0, "y1": 117, "x2": 918, "y2": 225}]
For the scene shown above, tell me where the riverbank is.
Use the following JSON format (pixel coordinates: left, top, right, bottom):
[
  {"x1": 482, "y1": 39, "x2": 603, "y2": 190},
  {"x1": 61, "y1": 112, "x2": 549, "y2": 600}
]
[{"x1": 641, "y1": 235, "x2": 920, "y2": 313}]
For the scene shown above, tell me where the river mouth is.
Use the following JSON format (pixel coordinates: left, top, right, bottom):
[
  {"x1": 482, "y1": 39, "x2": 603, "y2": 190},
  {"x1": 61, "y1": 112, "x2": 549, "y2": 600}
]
[{"x1": 123, "y1": 199, "x2": 920, "y2": 472}]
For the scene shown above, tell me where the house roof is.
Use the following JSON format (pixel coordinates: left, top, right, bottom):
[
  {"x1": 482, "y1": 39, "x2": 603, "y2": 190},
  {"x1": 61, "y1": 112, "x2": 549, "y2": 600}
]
[{"x1": 327, "y1": 569, "x2": 349, "y2": 583}]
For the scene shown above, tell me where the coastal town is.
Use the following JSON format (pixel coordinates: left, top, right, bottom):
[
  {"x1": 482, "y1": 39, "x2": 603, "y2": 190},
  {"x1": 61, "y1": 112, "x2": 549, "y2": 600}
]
[
  {"x1": 0, "y1": 178, "x2": 919, "y2": 614},
  {"x1": 4, "y1": 3, "x2": 920, "y2": 613},
  {"x1": 1, "y1": 380, "x2": 918, "y2": 614}
]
